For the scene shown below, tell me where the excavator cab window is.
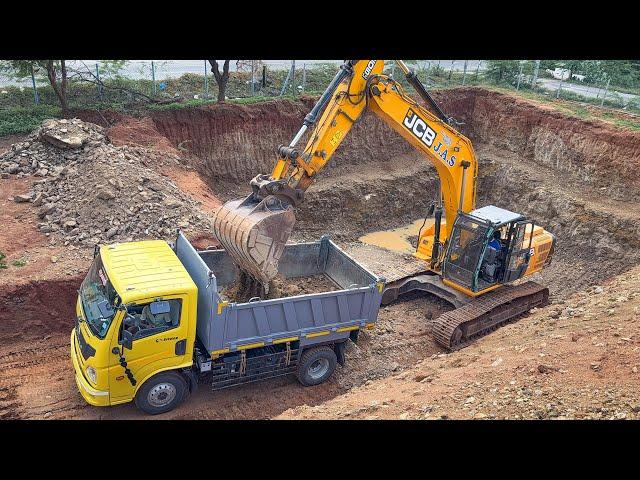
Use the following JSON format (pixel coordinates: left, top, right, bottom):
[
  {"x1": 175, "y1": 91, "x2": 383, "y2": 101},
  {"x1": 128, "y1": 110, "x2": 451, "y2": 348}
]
[
  {"x1": 442, "y1": 215, "x2": 491, "y2": 292},
  {"x1": 502, "y1": 220, "x2": 534, "y2": 283}
]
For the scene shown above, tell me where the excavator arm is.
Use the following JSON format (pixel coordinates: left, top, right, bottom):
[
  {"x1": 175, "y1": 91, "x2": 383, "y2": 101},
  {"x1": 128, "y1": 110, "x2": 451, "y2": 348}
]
[{"x1": 213, "y1": 60, "x2": 478, "y2": 286}]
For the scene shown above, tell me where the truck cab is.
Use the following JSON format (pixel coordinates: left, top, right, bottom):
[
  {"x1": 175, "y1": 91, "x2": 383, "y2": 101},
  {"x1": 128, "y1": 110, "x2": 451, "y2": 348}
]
[
  {"x1": 442, "y1": 205, "x2": 555, "y2": 295},
  {"x1": 71, "y1": 240, "x2": 198, "y2": 411}
]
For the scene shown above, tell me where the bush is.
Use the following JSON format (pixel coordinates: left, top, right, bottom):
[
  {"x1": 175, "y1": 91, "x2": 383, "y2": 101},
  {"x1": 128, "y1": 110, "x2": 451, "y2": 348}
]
[{"x1": 0, "y1": 104, "x2": 61, "y2": 135}]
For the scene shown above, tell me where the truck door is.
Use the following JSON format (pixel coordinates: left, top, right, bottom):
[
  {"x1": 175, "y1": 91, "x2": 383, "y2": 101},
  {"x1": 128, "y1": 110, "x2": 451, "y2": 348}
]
[
  {"x1": 108, "y1": 297, "x2": 188, "y2": 404},
  {"x1": 503, "y1": 221, "x2": 533, "y2": 284}
]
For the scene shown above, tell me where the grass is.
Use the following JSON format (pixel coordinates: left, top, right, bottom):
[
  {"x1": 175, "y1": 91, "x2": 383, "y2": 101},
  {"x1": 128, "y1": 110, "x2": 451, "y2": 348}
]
[
  {"x1": 11, "y1": 259, "x2": 26, "y2": 267},
  {"x1": 488, "y1": 85, "x2": 640, "y2": 130},
  {"x1": 0, "y1": 104, "x2": 61, "y2": 136},
  {"x1": 0, "y1": 251, "x2": 6, "y2": 269}
]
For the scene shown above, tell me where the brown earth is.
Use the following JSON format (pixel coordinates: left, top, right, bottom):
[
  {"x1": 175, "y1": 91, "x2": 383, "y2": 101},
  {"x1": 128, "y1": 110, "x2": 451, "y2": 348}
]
[{"x1": 0, "y1": 87, "x2": 639, "y2": 420}]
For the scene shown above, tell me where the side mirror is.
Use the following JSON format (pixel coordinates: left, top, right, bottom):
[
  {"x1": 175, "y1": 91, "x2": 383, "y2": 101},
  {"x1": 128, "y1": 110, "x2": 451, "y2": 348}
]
[{"x1": 121, "y1": 329, "x2": 134, "y2": 350}]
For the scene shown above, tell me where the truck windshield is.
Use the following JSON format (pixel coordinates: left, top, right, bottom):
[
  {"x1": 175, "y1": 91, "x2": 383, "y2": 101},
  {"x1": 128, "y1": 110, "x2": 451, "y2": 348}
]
[{"x1": 80, "y1": 254, "x2": 119, "y2": 339}]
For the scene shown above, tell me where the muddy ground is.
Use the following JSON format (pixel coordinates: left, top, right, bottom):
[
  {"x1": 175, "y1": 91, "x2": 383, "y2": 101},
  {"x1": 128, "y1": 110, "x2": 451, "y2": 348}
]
[{"x1": 0, "y1": 87, "x2": 639, "y2": 419}]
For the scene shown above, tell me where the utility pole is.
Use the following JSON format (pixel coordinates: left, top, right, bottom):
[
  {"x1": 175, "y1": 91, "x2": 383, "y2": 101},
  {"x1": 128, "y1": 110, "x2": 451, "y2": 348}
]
[
  {"x1": 151, "y1": 61, "x2": 156, "y2": 96},
  {"x1": 601, "y1": 77, "x2": 611, "y2": 107},
  {"x1": 516, "y1": 62, "x2": 523, "y2": 90},
  {"x1": 204, "y1": 60, "x2": 209, "y2": 99},
  {"x1": 95, "y1": 63, "x2": 103, "y2": 100},
  {"x1": 30, "y1": 65, "x2": 39, "y2": 105},
  {"x1": 531, "y1": 60, "x2": 540, "y2": 90},
  {"x1": 556, "y1": 73, "x2": 563, "y2": 99},
  {"x1": 251, "y1": 60, "x2": 255, "y2": 96},
  {"x1": 462, "y1": 60, "x2": 468, "y2": 85},
  {"x1": 475, "y1": 60, "x2": 482, "y2": 81},
  {"x1": 302, "y1": 63, "x2": 306, "y2": 94},
  {"x1": 291, "y1": 60, "x2": 296, "y2": 95}
]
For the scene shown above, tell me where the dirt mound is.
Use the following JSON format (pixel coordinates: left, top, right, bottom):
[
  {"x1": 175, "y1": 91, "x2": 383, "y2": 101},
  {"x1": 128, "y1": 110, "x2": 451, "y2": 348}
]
[
  {"x1": 0, "y1": 278, "x2": 81, "y2": 345},
  {"x1": 220, "y1": 273, "x2": 338, "y2": 303},
  {"x1": 0, "y1": 119, "x2": 107, "y2": 178},
  {"x1": 1, "y1": 118, "x2": 212, "y2": 246},
  {"x1": 279, "y1": 266, "x2": 640, "y2": 420}
]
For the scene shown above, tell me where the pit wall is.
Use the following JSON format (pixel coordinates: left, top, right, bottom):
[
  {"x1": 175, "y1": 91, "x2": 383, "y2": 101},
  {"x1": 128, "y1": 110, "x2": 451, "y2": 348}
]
[
  {"x1": 151, "y1": 87, "x2": 640, "y2": 198},
  {"x1": 434, "y1": 87, "x2": 640, "y2": 200},
  {"x1": 150, "y1": 98, "x2": 415, "y2": 184}
]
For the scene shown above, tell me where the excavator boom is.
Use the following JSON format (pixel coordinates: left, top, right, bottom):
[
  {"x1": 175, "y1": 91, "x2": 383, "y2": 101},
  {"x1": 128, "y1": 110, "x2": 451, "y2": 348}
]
[{"x1": 213, "y1": 59, "x2": 477, "y2": 285}]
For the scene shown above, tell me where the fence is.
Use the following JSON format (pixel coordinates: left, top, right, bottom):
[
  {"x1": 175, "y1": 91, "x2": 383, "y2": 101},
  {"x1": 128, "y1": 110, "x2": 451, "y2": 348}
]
[{"x1": 0, "y1": 60, "x2": 638, "y2": 130}]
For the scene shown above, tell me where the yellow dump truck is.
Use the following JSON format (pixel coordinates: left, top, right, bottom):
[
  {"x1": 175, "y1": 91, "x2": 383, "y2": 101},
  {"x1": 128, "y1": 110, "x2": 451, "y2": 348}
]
[{"x1": 71, "y1": 232, "x2": 384, "y2": 414}]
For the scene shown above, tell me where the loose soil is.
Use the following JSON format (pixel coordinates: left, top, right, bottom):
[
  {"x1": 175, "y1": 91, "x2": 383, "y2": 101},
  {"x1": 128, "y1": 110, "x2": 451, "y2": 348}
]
[
  {"x1": 1, "y1": 87, "x2": 639, "y2": 420},
  {"x1": 220, "y1": 273, "x2": 338, "y2": 303}
]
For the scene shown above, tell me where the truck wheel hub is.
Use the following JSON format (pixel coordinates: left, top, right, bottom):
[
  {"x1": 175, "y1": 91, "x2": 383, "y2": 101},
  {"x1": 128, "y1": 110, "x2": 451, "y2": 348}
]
[
  {"x1": 148, "y1": 383, "x2": 177, "y2": 407},
  {"x1": 308, "y1": 358, "x2": 329, "y2": 380}
]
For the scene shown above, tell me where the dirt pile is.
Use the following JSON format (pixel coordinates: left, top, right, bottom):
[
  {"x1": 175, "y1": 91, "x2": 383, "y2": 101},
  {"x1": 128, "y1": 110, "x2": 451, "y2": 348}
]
[
  {"x1": 0, "y1": 119, "x2": 106, "y2": 178},
  {"x1": 1, "y1": 118, "x2": 212, "y2": 246},
  {"x1": 220, "y1": 273, "x2": 338, "y2": 303},
  {"x1": 279, "y1": 266, "x2": 640, "y2": 420}
]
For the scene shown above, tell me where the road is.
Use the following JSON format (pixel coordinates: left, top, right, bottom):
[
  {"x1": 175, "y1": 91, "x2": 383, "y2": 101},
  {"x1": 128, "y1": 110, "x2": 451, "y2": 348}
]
[{"x1": 538, "y1": 78, "x2": 638, "y2": 105}]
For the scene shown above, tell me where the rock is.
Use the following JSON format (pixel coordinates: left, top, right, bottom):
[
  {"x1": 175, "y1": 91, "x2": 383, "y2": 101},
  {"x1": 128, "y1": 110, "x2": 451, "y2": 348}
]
[
  {"x1": 32, "y1": 192, "x2": 44, "y2": 206},
  {"x1": 537, "y1": 364, "x2": 556, "y2": 374},
  {"x1": 38, "y1": 203, "x2": 57, "y2": 218},
  {"x1": 63, "y1": 220, "x2": 77, "y2": 230},
  {"x1": 14, "y1": 193, "x2": 33, "y2": 203},
  {"x1": 97, "y1": 189, "x2": 116, "y2": 201},
  {"x1": 50, "y1": 256, "x2": 58, "y2": 263},
  {"x1": 105, "y1": 227, "x2": 118, "y2": 239}
]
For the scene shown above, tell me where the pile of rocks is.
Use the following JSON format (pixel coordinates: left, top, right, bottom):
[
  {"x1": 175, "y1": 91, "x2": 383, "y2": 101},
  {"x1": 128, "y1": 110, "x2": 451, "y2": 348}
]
[
  {"x1": 0, "y1": 118, "x2": 107, "y2": 178},
  {"x1": 3, "y1": 118, "x2": 212, "y2": 246}
]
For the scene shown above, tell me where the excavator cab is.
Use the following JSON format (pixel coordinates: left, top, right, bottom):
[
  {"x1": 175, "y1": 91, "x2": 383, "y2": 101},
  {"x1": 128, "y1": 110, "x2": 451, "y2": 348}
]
[{"x1": 442, "y1": 206, "x2": 534, "y2": 294}]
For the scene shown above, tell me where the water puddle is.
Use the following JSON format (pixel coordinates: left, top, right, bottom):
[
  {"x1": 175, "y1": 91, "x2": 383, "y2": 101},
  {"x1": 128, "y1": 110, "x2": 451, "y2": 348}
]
[{"x1": 359, "y1": 218, "x2": 429, "y2": 254}]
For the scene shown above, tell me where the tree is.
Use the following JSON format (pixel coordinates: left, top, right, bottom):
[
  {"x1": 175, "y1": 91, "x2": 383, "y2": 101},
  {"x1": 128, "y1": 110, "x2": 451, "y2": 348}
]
[
  {"x1": 208, "y1": 60, "x2": 231, "y2": 102},
  {"x1": 484, "y1": 60, "x2": 521, "y2": 85},
  {"x1": 0, "y1": 60, "x2": 130, "y2": 112},
  {"x1": 0, "y1": 60, "x2": 69, "y2": 112}
]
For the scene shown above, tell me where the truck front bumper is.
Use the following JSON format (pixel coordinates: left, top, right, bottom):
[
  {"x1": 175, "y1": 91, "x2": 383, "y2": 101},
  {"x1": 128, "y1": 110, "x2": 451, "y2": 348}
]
[{"x1": 70, "y1": 331, "x2": 110, "y2": 407}]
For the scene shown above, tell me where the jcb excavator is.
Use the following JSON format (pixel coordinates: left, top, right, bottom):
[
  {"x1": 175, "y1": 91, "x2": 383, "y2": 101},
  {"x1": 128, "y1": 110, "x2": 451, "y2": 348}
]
[{"x1": 212, "y1": 60, "x2": 556, "y2": 350}]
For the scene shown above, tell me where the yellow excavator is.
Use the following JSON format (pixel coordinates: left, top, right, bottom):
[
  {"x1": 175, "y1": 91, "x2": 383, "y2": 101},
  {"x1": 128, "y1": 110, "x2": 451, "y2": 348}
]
[{"x1": 213, "y1": 60, "x2": 556, "y2": 350}]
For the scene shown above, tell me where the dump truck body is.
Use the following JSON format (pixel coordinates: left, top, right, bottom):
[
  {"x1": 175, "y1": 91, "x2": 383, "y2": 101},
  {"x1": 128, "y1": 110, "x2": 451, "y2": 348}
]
[{"x1": 175, "y1": 232, "x2": 384, "y2": 390}]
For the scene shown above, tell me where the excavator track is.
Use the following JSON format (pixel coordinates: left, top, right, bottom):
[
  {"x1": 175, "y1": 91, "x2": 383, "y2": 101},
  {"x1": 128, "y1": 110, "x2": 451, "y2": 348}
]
[{"x1": 432, "y1": 281, "x2": 549, "y2": 351}]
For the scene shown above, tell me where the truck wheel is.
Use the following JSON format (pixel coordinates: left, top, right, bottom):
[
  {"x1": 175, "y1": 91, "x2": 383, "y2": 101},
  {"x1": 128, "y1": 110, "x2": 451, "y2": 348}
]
[
  {"x1": 297, "y1": 346, "x2": 337, "y2": 386},
  {"x1": 134, "y1": 372, "x2": 187, "y2": 415}
]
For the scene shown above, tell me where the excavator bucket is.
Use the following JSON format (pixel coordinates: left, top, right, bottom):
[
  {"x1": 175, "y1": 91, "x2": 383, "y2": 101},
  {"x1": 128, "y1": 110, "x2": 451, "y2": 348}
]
[{"x1": 212, "y1": 195, "x2": 296, "y2": 286}]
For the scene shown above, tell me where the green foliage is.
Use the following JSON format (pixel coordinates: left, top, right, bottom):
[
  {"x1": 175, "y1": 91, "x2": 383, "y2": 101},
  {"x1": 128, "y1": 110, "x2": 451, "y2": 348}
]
[
  {"x1": 0, "y1": 251, "x2": 7, "y2": 269},
  {"x1": 0, "y1": 104, "x2": 61, "y2": 135},
  {"x1": 11, "y1": 259, "x2": 26, "y2": 267},
  {"x1": 484, "y1": 60, "x2": 524, "y2": 85}
]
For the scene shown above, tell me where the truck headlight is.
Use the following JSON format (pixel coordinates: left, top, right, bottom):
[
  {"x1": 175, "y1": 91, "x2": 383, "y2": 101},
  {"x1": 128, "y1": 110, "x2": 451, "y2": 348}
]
[{"x1": 86, "y1": 366, "x2": 97, "y2": 384}]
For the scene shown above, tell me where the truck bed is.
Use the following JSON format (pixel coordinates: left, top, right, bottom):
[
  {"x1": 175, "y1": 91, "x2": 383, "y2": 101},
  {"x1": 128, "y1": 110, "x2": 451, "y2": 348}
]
[{"x1": 174, "y1": 233, "x2": 384, "y2": 356}]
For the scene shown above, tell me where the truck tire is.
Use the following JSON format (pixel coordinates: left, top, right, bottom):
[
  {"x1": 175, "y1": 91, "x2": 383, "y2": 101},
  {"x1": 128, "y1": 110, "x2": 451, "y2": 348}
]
[
  {"x1": 134, "y1": 371, "x2": 188, "y2": 415},
  {"x1": 296, "y1": 346, "x2": 337, "y2": 386}
]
